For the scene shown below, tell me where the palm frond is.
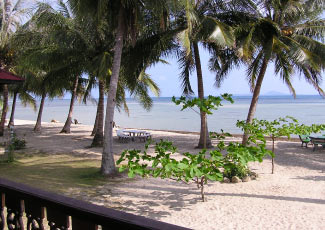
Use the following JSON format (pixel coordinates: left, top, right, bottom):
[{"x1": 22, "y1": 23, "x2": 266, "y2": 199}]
[
  {"x1": 246, "y1": 51, "x2": 264, "y2": 91},
  {"x1": 57, "y1": 0, "x2": 72, "y2": 18},
  {"x1": 177, "y1": 49, "x2": 194, "y2": 95},
  {"x1": 18, "y1": 91, "x2": 37, "y2": 111},
  {"x1": 200, "y1": 16, "x2": 234, "y2": 47}
]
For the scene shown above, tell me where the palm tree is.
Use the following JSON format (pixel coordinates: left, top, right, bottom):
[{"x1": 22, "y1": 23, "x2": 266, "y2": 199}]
[
  {"x1": 27, "y1": 71, "x2": 65, "y2": 132},
  {"x1": 7, "y1": 82, "x2": 36, "y2": 127},
  {"x1": 224, "y1": 0, "x2": 325, "y2": 144},
  {"x1": 16, "y1": 0, "x2": 164, "y2": 147},
  {"x1": 175, "y1": 0, "x2": 235, "y2": 148},
  {"x1": 60, "y1": 75, "x2": 85, "y2": 133},
  {"x1": 68, "y1": 0, "x2": 173, "y2": 175},
  {"x1": 13, "y1": 2, "x2": 89, "y2": 133}
]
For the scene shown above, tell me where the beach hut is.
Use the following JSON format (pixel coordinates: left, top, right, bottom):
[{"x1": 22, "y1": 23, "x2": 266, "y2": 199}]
[
  {"x1": 0, "y1": 70, "x2": 24, "y2": 134},
  {"x1": 0, "y1": 69, "x2": 24, "y2": 84}
]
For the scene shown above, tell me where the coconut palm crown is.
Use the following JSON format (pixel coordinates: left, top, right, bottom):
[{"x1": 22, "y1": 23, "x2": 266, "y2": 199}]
[{"x1": 213, "y1": 0, "x2": 325, "y2": 144}]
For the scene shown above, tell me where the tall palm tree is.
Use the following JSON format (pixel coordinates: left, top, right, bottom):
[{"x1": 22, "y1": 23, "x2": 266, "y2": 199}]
[
  {"x1": 222, "y1": 0, "x2": 325, "y2": 144},
  {"x1": 176, "y1": 0, "x2": 235, "y2": 148},
  {"x1": 60, "y1": 75, "x2": 85, "y2": 133},
  {"x1": 13, "y1": 2, "x2": 89, "y2": 133},
  {"x1": 26, "y1": 71, "x2": 65, "y2": 132},
  {"x1": 68, "y1": 0, "x2": 173, "y2": 175}
]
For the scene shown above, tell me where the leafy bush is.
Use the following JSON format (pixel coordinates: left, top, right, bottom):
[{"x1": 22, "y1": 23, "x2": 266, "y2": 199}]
[
  {"x1": 237, "y1": 116, "x2": 325, "y2": 173},
  {"x1": 223, "y1": 163, "x2": 250, "y2": 179},
  {"x1": 117, "y1": 139, "x2": 270, "y2": 201},
  {"x1": 4, "y1": 134, "x2": 26, "y2": 163},
  {"x1": 172, "y1": 94, "x2": 234, "y2": 148},
  {"x1": 210, "y1": 130, "x2": 271, "y2": 179},
  {"x1": 172, "y1": 94, "x2": 234, "y2": 115},
  {"x1": 10, "y1": 134, "x2": 26, "y2": 150}
]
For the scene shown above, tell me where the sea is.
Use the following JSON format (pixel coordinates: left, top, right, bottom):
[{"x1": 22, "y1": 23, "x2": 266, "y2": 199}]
[{"x1": 13, "y1": 95, "x2": 325, "y2": 134}]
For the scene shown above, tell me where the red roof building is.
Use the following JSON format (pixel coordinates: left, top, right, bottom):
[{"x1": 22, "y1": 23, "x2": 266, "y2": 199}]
[{"x1": 0, "y1": 70, "x2": 25, "y2": 84}]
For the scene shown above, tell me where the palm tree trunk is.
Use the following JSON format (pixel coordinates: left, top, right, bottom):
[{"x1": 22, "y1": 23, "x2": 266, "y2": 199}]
[
  {"x1": 0, "y1": 84, "x2": 8, "y2": 136},
  {"x1": 91, "y1": 105, "x2": 99, "y2": 136},
  {"x1": 34, "y1": 92, "x2": 46, "y2": 132},
  {"x1": 3, "y1": 0, "x2": 11, "y2": 26},
  {"x1": 60, "y1": 75, "x2": 79, "y2": 133},
  {"x1": 101, "y1": 7, "x2": 125, "y2": 175},
  {"x1": 8, "y1": 91, "x2": 17, "y2": 127},
  {"x1": 91, "y1": 80, "x2": 105, "y2": 147},
  {"x1": 1, "y1": 0, "x2": 11, "y2": 46},
  {"x1": 193, "y1": 42, "x2": 211, "y2": 149},
  {"x1": 242, "y1": 57, "x2": 269, "y2": 145}
]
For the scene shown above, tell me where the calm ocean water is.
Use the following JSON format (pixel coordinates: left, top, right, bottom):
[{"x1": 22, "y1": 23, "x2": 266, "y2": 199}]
[{"x1": 13, "y1": 95, "x2": 325, "y2": 134}]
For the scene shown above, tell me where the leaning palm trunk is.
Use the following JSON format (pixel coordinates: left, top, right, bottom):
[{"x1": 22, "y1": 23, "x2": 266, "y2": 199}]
[
  {"x1": 0, "y1": 85, "x2": 9, "y2": 136},
  {"x1": 34, "y1": 92, "x2": 46, "y2": 132},
  {"x1": 242, "y1": 58, "x2": 269, "y2": 145},
  {"x1": 91, "y1": 80, "x2": 105, "y2": 147},
  {"x1": 193, "y1": 42, "x2": 211, "y2": 149},
  {"x1": 101, "y1": 7, "x2": 125, "y2": 175},
  {"x1": 8, "y1": 91, "x2": 17, "y2": 127},
  {"x1": 60, "y1": 75, "x2": 79, "y2": 133},
  {"x1": 91, "y1": 106, "x2": 100, "y2": 136}
]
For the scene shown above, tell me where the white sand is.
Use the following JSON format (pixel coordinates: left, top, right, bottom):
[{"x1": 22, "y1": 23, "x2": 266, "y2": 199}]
[{"x1": 4, "y1": 120, "x2": 325, "y2": 229}]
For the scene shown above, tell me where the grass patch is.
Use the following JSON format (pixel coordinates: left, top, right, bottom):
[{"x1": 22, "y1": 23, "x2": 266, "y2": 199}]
[{"x1": 0, "y1": 152, "x2": 107, "y2": 194}]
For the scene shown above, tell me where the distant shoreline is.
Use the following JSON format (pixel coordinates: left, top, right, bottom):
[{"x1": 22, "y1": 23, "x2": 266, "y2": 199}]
[
  {"x1": 122, "y1": 126, "x2": 301, "y2": 142},
  {"x1": 16, "y1": 94, "x2": 325, "y2": 101}
]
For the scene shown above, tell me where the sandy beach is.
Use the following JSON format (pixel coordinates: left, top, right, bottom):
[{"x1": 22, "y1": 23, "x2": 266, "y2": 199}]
[{"x1": 1, "y1": 120, "x2": 325, "y2": 230}]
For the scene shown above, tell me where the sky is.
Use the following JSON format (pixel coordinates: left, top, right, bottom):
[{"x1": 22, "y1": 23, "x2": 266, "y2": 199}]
[
  {"x1": 89, "y1": 45, "x2": 325, "y2": 99},
  {"x1": 144, "y1": 45, "x2": 325, "y2": 98}
]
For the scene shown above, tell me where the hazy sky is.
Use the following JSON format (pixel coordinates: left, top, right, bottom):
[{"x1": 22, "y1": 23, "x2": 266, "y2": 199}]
[{"x1": 145, "y1": 46, "x2": 325, "y2": 97}]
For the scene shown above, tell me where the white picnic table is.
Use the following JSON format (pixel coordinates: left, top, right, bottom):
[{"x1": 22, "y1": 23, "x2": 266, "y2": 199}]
[{"x1": 123, "y1": 129, "x2": 148, "y2": 141}]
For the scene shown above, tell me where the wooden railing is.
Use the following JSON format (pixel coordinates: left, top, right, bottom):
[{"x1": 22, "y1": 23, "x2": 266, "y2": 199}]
[{"x1": 0, "y1": 178, "x2": 190, "y2": 230}]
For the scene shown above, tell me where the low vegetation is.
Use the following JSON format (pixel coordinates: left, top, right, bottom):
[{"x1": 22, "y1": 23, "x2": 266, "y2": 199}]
[
  {"x1": 0, "y1": 153, "x2": 104, "y2": 193},
  {"x1": 117, "y1": 136, "x2": 271, "y2": 201},
  {"x1": 237, "y1": 116, "x2": 325, "y2": 173}
]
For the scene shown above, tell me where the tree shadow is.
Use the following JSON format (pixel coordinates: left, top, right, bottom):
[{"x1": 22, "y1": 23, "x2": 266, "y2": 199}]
[
  {"x1": 273, "y1": 142, "x2": 325, "y2": 171},
  {"x1": 101, "y1": 178, "x2": 202, "y2": 218},
  {"x1": 209, "y1": 192, "x2": 325, "y2": 205},
  {"x1": 0, "y1": 154, "x2": 203, "y2": 219},
  {"x1": 292, "y1": 175, "x2": 325, "y2": 181}
]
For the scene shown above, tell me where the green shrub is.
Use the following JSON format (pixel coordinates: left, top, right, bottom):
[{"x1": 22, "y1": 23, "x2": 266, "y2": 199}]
[
  {"x1": 11, "y1": 135, "x2": 26, "y2": 150},
  {"x1": 223, "y1": 163, "x2": 250, "y2": 179},
  {"x1": 236, "y1": 116, "x2": 325, "y2": 173},
  {"x1": 117, "y1": 139, "x2": 270, "y2": 201}
]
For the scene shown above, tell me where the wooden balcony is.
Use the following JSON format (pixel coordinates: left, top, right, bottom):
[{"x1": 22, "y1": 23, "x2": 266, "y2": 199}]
[{"x1": 0, "y1": 178, "x2": 190, "y2": 230}]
